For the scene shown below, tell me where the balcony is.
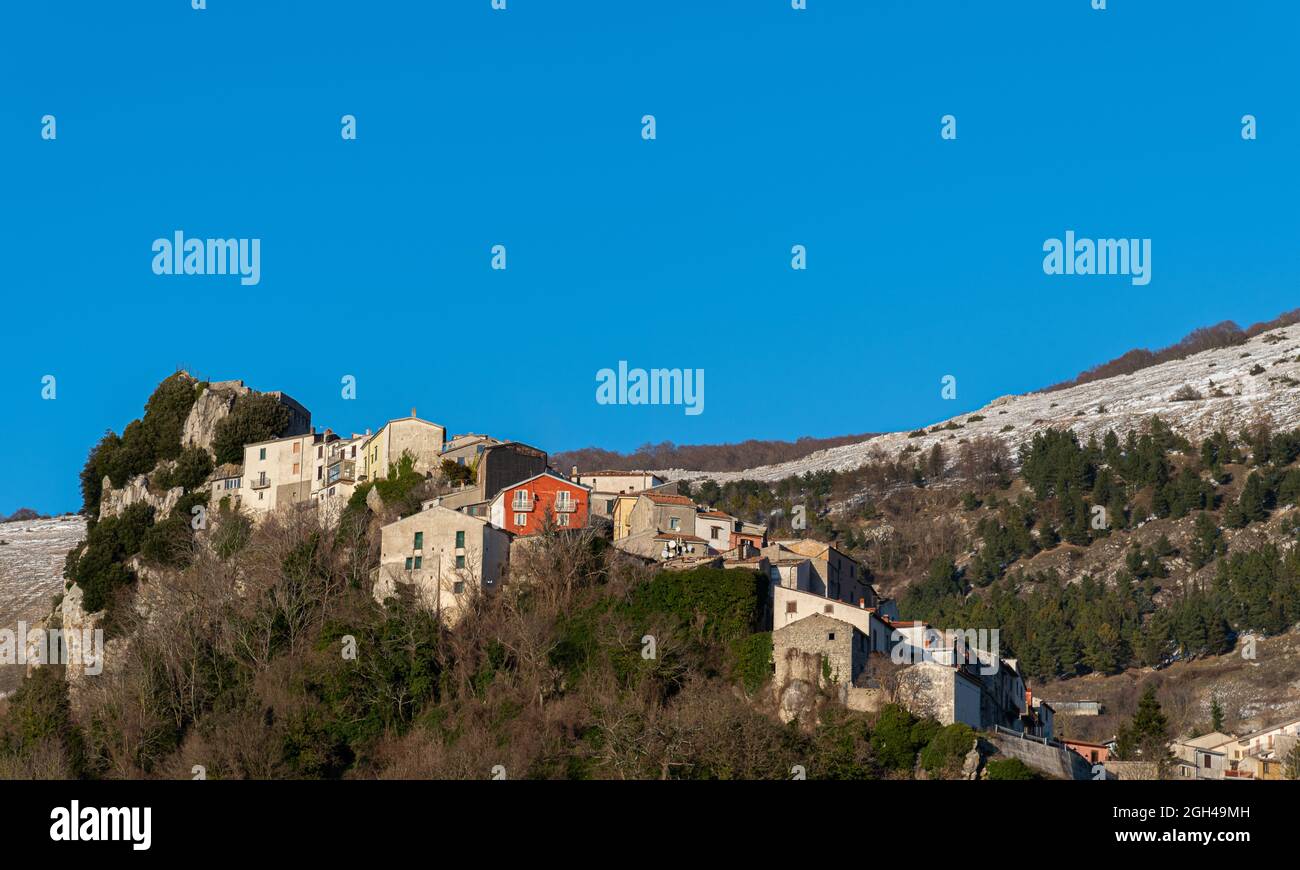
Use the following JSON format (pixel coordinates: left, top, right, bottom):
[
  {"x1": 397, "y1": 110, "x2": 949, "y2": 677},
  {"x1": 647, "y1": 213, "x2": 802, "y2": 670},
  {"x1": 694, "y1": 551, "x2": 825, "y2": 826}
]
[
  {"x1": 326, "y1": 460, "x2": 356, "y2": 484},
  {"x1": 250, "y1": 476, "x2": 271, "y2": 490},
  {"x1": 511, "y1": 497, "x2": 534, "y2": 512},
  {"x1": 554, "y1": 499, "x2": 577, "y2": 513}
]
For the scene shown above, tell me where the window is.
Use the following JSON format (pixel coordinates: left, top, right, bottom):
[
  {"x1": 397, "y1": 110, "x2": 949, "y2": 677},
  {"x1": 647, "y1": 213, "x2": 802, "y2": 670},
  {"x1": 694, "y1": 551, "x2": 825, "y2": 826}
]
[
  {"x1": 413, "y1": 556, "x2": 422, "y2": 569},
  {"x1": 259, "y1": 447, "x2": 266, "y2": 460},
  {"x1": 515, "y1": 513, "x2": 526, "y2": 526},
  {"x1": 823, "y1": 604, "x2": 833, "y2": 614},
  {"x1": 453, "y1": 581, "x2": 465, "y2": 594},
  {"x1": 711, "y1": 526, "x2": 720, "y2": 539},
  {"x1": 317, "y1": 446, "x2": 323, "y2": 458},
  {"x1": 828, "y1": 632, "x2": 835, "y2": 641},
  {"x1": 786, "y1": 601, "x2": 796, "y2": 613},
  {"x1": 292, "y1": 442, "x2": 300, "y2": 454},
  {"x1": 292, "y1": 463, "x2": 300, "y2": 475},
  {"x1": 513, "y1": 490, "x2": 528, "y2": 507},
  {"x1": 556, "y1": 491, "x2": 571, "y2": 507},
  {"x1": 669, "y1": 517, "x2": 680, "y2": 530},
  {"x1": 405, "y1": 557, "x2": 413, "y2": 570},
  {"x1": 455, "y1": 531, "x2": 465, "y2": 548},
  {"x1": 557, "y1": 513, "x2": 569, "y2": 526},
  {"x1": 455, "y1": 554, "x2": 465, "y2": 569},
  {"x1": 414, "y1": 532, "x2": 423, "y2": 549},
  {"x1": 316, "y1": 467, "x2": 322, "y2": 479}
]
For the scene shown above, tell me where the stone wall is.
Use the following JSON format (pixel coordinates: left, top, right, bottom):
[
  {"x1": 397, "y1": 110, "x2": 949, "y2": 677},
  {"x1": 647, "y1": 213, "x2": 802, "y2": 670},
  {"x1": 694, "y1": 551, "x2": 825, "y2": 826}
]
[{"x1": 988, "y1": 732, "x2": 1094, "y2": 780}]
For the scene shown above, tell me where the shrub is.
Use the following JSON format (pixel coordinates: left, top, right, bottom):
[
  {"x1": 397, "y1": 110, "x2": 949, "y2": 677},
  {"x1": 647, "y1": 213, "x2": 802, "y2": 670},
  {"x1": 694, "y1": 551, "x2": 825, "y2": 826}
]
[
  {"x1": 919, "y1": 722, "x2": 975, "y2": 776},
  {"x1": 729, "y1": 632, "x2": 772, "y2": 694},
  {"x1": 212, "y1": 394, "x2": 292, "y2": 465},
  {"x1": 985, "y1": 757, "x2": 1036, "y2": 780},
  {"x1": 67, "y1": 502, "x2": 154, "y2": 612},
  {"x1": 156, "y1": 446, "x2": 213, "y2": 492},
  {"x1": 140, "y1": 514, "x2": 194, "y2": 567}
]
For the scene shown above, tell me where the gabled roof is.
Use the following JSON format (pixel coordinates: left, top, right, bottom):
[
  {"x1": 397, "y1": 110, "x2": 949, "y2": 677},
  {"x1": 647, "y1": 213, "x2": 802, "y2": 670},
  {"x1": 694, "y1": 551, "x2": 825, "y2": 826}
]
[
  {"x1": 637, "y1": 491, "x2": 695, "y2": 506},
  {"x1": 487, "y1": 470, "x2": 591, "y2": 507},
  {"x1": 697, "y1": 509, "x2": 735, "y2": 521},
  {"x1": 654, "y1": 531, "x2": 708, "y2": 543},
  {"x1": 1180, "y1": 731, "x2": 1237, "y2": 750}
]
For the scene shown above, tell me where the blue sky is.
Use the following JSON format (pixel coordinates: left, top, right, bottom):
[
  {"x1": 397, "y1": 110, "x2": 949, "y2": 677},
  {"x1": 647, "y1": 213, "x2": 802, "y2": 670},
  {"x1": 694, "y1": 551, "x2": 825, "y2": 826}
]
[{"x1": 2, "y1": 1, "x2": 1297, "y2": 515}]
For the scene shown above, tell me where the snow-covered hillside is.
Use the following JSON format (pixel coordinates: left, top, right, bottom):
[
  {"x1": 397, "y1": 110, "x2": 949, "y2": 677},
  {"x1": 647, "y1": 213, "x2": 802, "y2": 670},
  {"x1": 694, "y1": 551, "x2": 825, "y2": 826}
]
[
  {"x1": 0, "y1": 515, "x2": 85, "y2": 696},
  {"x1": 657, "y1": 323, "x2": 1300, "y2": 484}
]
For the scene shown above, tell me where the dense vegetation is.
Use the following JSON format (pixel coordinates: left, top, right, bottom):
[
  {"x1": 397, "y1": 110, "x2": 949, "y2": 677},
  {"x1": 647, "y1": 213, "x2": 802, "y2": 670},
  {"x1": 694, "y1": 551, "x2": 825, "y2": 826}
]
[
  {"x1": 552, "y1": 432, "x2": 879, "y2": 475},
  {"x1": 1043, "y1": 307, "x2": 1300, "y2": 393}
]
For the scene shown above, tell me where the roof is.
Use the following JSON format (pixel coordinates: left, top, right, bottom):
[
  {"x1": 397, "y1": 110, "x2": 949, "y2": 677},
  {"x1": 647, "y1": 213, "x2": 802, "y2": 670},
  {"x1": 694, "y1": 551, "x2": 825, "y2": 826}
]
[
  {"x1": 579, "y1": 470, "x2": 663, "y2": 478},
  {"x1": 638, "y1": 491, "x2": 695, "y2": 506},
  {"x1": 490, "y1": 470, "x2": 591, "y2": 496},
  {"x1": 654, "y1": 531, "x2": 708, "y2": 543},
  {"x1": 1181, "y1": 731, "x2": 1237, "y2": 750},
  {"x1": 697, "y1": 510, "x2": 735, "y2": 520},
  {"x1": 773, "y1": 611, "x2": 861, "y2": 635},
  {"x1": 364, "y1": 416, "x2": 445, "y2": 444}
]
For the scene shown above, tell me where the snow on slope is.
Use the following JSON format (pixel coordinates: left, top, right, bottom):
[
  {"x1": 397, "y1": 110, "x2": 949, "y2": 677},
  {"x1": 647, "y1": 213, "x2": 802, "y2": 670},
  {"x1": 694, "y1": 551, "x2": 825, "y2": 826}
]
[
  {"x1": 656, "y1": 323, "x2": 1300, "y2": 484},
  {"x1": 0, "y1": 515, "x2": 85, "y2": 696}
]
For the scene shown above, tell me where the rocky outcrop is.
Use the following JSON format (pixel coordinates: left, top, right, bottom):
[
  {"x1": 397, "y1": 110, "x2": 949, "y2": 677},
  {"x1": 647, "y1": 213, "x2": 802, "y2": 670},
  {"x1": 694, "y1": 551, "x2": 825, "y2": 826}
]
[
  {"x1": 182, "y1": 379, "x2": 253, "y2": 457},
  {"x1": 99, "y1": 473, "x2": 183, "y2": 521}
]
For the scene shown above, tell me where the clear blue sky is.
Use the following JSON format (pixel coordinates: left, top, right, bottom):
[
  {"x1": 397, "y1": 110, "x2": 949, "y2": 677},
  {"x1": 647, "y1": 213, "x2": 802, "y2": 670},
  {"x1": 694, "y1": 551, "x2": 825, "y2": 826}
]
[{"x1": 2, "y1": 1, "x2": 1297, "y2": 515}]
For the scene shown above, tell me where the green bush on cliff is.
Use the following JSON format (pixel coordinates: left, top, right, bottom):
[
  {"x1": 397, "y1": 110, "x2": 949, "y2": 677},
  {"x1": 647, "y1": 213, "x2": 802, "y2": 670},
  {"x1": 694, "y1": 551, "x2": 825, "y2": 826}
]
[
  {"x1": 211, "y1": 393, "x2": 292, "y2": 465},
  {"x1": 67, "y1": 502, "x2": 154, "y2": 612}
]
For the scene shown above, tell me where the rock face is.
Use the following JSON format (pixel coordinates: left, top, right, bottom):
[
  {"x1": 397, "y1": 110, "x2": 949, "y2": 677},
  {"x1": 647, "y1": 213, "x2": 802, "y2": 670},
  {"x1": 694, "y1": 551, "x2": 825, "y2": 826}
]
[
  {"x1": 182, "y1": 379, "x2": 253, "y2": 458},
  {"x1": 98, "y1": 474, "x2": 183, "y2": 521},
  {"x1": 656, "y1": 322, "x2": 1300, "y2": 483}
]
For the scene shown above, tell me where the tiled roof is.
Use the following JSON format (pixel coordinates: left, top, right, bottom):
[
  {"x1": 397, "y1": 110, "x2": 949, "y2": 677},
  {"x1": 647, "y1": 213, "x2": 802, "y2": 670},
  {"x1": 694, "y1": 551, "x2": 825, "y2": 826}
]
[{"x1": 639, "y1": 491, "x2": 694, "y2": 506}]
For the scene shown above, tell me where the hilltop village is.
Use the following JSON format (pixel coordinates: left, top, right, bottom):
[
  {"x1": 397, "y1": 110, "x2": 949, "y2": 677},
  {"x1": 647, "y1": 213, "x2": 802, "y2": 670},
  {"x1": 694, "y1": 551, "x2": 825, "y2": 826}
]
[{"x1": 169, "y1": 380, "x2": 1058, "y2": 748}]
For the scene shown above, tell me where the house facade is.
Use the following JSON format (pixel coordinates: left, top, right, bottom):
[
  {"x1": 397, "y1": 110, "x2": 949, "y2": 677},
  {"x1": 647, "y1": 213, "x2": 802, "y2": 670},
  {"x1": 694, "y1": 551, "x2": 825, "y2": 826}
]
[
  {"x1": 241, "y1": 430, "x2": 339, "y2": 516},
  {"x1": 488, "y1": 471, "x2": 591, "y2": 536},
  {"x1": 362, "y1": 413, "x2": 446, "y2": 481},
  {"x1": 573, "y1": 469, "x2": 666, "y2": 495},
  {"x1": 374, "y1": 505, "x2": 512, "y2": 624}
]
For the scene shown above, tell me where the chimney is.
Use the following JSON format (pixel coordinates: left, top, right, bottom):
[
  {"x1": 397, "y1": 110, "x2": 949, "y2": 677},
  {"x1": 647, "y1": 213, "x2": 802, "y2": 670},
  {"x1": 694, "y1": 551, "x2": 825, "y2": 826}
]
[
  {"x1": 571, "y1": 465, "x2": 578, "y2": 479},
  {"x1": 411, "y1": 407, "x2": 417, "y2": 418},
  {"x1": 858, "y1": 598, "x2": 866, "y2": 608}
]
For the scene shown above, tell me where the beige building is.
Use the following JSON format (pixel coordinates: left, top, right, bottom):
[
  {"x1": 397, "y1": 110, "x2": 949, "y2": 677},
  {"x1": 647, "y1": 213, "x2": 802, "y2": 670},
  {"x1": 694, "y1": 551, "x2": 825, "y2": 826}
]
[
  {"x1": 362, "y1": 412, "x2": 446, "y2": 481},
  {"x1": 695, "y1": 510, "x2": 734, "y2": 553},
  {"x1": 773, "y1": 539, "x2": 876, "y2": 607},
  {"x1": 311, "y1": 433, "x2": 367, "y2": 521},
  {"x1": 373, "y1": 505, "x2": 512, "y2": 625},
  {"x1": 242, "y1": 430, "x2": 339, "y2": 516},
  {"x1": 626, "y1": 491, "x2": 697, "y2": 537},
  {"x1": 1172, "y1": 732, "x2": 1233, "y2": 779},
  {"x1": 572, "y1": 469, "x2": 666, "y2": 495},
  {"x1": 208, "y1": 462, "x2": 244, "y2": 511}
]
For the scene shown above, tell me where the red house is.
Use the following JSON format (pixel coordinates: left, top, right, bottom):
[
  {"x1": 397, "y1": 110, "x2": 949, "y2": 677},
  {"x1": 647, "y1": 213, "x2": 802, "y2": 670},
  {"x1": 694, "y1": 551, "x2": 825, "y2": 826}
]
[{"x1": 488, "y1": 471, "x2": 591, "y2": 536}]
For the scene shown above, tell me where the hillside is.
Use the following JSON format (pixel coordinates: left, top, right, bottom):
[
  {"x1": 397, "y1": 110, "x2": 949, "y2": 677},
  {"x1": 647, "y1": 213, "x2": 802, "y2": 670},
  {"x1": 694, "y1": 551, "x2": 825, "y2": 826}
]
[
  {"x1": 657, "y1": 322, "x2": 1300, "y2": 484},
  {"x1": 5, "y1": 315, "x2": 1300, "y2": 780},
  {"x1": 0, "y1": 515, "x2": 86, "y2": 697}
]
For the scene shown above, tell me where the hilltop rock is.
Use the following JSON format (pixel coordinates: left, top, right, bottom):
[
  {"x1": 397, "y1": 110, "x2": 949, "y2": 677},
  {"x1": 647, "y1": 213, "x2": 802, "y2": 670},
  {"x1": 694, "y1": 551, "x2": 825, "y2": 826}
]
[
  {"x1": 182, "y1": 379, "x2": 253, "y2": 458},
  {"x1": 98, "y1": 473, "x2": 183, "y2": 521}
]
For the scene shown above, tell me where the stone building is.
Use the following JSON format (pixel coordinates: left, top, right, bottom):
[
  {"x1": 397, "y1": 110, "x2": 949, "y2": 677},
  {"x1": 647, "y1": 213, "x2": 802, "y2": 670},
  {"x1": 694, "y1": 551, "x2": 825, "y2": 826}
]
[{"x1": 374, "y1": 505, "x2": 512, "y2": 625}]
